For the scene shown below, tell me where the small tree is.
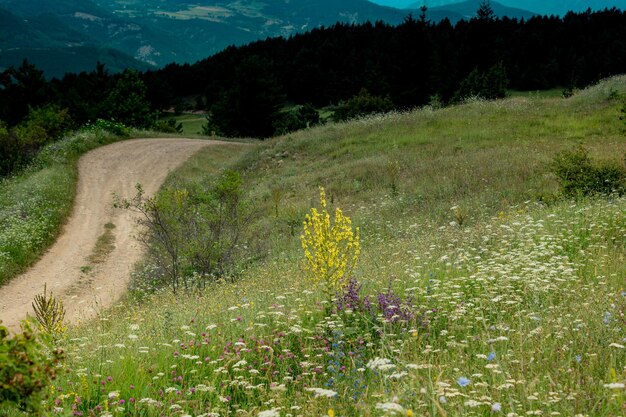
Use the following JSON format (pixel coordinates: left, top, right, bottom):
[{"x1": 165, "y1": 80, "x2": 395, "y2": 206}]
[
  {"x1": 101, "y1": 69, "x2": 153, "y2": 128},
  {"x1": 301, "y1": 187, "x2": 360, "y2": 299},
  {"x1": 116, "y1": 171, "x2": 251, "y2": 292},
  {"x1": 476, "y1": 0, "x2": 495, "y2": 21},
  {"x1": 454, "y1": 62, "x2": 508, "y2": 101}
]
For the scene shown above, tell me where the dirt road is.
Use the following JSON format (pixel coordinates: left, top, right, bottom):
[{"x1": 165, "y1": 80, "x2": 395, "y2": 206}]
[{"x1": 0, "y1": 138, "x2": 222, "y2": 332}]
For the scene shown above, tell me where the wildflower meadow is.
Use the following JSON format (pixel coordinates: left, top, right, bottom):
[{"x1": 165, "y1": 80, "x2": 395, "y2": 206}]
[{"x1": 1, "y1": 77, "x2": 625, "y2": 417}]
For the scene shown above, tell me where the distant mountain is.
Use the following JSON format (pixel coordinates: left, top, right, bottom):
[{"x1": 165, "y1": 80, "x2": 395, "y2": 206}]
[
  {"x1": 0, "y1": 7, "x2": 149, "y2": 76},
  {"x1": 403, "y1": 0, "x2": 625, "y2": 16},
  {"x1": 406, "y1": 0, "x2": 536, "y2": 22},
  {"x1": 0, "y1": 0, "x2": 410, "y2": 77}
]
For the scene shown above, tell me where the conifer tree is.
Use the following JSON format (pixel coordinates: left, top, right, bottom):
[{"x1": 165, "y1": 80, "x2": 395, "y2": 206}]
[{"x1": 476, "y1": 0, "x2": 495, "y2": 21}]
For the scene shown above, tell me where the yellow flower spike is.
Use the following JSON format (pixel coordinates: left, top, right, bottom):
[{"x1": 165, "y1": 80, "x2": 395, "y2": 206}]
[
  {"x1": 407, "y1": 410, "x2": 414, "y2": 417},
  {"x1": 328, "y1": 409, "x2": 335, "y2": 417}
]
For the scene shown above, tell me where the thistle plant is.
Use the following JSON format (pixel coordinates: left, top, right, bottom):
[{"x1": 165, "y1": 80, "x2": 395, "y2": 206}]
[{"x1": 301, "y1": 187, "x2": 360, "y2": 298}]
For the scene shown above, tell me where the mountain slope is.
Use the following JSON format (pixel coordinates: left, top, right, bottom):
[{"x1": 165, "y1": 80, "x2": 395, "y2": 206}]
[{"x1": 0, "y1": 0, "x2": 410, "y2": 76}]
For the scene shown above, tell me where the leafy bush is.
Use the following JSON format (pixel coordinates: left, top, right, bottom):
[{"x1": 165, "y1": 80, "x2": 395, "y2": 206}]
[
  {"x1": 0, "y1": 122, "x2": 24, "y2": 176},
  {"x1": 0, "y1": 322, "x2": 63, "y2": 412},
  {"x1": 14, "y1": 105, "x2": 72, "y2": 149},
  {"x1": 81, "y1": 119, "x2": 130, "y2": 137},
  {"x1": 273, "y1": 104, "x2": 321, "y2": 135},
  {"x1": 153, "y1": 118, "x2": 183, "y2": 134},
  {"x1": 332, "y1": 89, "x2": 394, "y2": 122},
  {"x1": 551, "y1": 146, "x2": 625, "y2": 196},
  {"x1": 117, "y1": 170, "x2": 252, "y2": 292},
  {"x1": 0, "y1": 106, "x2": 73, "y2": 176}
]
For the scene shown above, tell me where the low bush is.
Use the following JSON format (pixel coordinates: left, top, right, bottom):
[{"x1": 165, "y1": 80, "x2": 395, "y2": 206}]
[
  {"x1": 551, "y1": 146, "x2": 625, "y2": 197},
  {"x1": 332, "y1": 89, "x2": 394, "y2": 122},
  {"x1": 153, "y1": 118, "x2": 183, "y2": 134},
  {"x1": 0, "y1": 322, "x2": 63, "y2": 413},
  {"x1": 117, "y1": 170, "x2": 253, "y2": 293}
]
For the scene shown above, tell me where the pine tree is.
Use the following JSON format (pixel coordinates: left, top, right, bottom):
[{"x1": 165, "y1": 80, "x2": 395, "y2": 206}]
[
  {"x1": 419, "y1": 4, "x2": 428, "y2": 24},
  {"x1": 476, "y1": 0, "x2": 495, "y2": 21}
]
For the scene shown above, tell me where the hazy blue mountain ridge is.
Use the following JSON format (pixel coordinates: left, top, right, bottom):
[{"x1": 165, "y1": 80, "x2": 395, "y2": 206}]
[
  {"x1": 404, "y1": 0, "x2": 626, "y2": 16},
  {"x1": 406, "y1": 0, "x2": 537, "y2": 22}
]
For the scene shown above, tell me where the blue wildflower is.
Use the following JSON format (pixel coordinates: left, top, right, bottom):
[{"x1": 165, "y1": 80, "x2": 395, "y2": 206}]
[
  {"x1": 457, "y1": 376, "x2": 471, "y2": 387},
  {"x1": 487, "y1": 351, "x2": 496, "y2": 361}
]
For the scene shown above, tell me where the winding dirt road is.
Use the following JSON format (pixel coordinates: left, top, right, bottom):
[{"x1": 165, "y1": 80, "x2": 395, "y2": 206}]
[{"x1": 0, "y1": 138, "x2": 225, "y2": 332}]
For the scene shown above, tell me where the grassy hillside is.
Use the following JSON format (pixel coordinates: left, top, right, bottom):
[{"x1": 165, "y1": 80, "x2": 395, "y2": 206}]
[{"x1": 7, "y1": 77, "x2": 626, "y2": 416}]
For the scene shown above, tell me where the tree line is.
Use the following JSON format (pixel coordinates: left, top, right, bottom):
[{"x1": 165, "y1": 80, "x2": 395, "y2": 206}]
[{"x1": 1, "y1": 6, "x2": 626, "y2": 145}]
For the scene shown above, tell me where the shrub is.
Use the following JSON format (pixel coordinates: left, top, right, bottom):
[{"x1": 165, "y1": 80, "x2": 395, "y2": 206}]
[
  {"x1": 116, "y1": 170, "x2": 251, "y2": 292},
  {"x1": 273, "y1": 104, "x2": 321, "y2": 135},
  {"x1": 301, "y1": 187, "x2": 360, "y2": 298},
  {"x1": 82, "y1": 119, "x2": 130, "y2": 137},
  {"x1": 154, "y1": 118, "x2": 183, "y2": 134},
  {"x1": 0, "y1": 122, "x2": 24, "y2": 176},
  {"x1": 332, "y1": 89, "x2": 394, "y2": 122},
  {"x1": 0, "y1": 322, "x2": 63, "y2": 412},
  {"x1": 0, "y1": 106, "x2": 73, "y2": 176},
  {"x1": 551, "y1": 146, "x2": 625, "y2": 196}
]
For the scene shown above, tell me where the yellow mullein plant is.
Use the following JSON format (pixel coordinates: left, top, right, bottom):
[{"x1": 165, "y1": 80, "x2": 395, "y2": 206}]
[{"x1": 301, "y1": 187, "x2": 360, "y2": 298}]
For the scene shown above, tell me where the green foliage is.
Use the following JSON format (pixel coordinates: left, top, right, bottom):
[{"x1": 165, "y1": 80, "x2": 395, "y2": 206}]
[
  {"x1": 101, "y1": 69, "x2": 153, "y2": 128},
  {"x1": 273, "y1": 104, "x2": 321, "y2": 135},
  {"x1": 14, "y1": 105, "x2": 72, "y2": 149},
  {"x1": 332, "y1": 89, "x2": 394, "y2": 122},
  {"x1": 206, "y1": 56, "x2": 285, "y2": 138},
  {"x1": 81, "y1": 119, "x2": 130, "y2": 137},
  {"x1": 0, "y1": 322, "x2": 63, "y2": 412},
  {"x1": 32, "y1": 284, "x2": 66, "y2": 338},
  {"x1": 476, "y1": 0, "x2": 495, "y2": 20},
  {"x1": 0, "y1": 122, "x2": 23, "y2": 176},
  {"x1": 153, "y1": 118, "x2": 183, "y2": 134},
  {"x1": 454, "y1": 62, "x2": 508, "y2": 101},
  {"x1": 0, "y1": 106, "x2": 72, "y2": 176},
  {"x1": 551, "y1": 146, "x2": 625, "y2": 197},
  {"x1": 117, "y1": 170, "x2": 252, "y2": 293}
]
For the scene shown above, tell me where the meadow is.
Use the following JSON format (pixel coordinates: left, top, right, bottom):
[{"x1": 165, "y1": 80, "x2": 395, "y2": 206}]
[{"x1": 2, "y1": 77, "x2": 626, "y2": 417}]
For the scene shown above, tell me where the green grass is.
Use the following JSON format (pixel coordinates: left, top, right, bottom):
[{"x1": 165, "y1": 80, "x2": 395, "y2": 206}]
[
  {"x1": 6, "y1": 77, "x2": 626, "y2": 416},
  {"x1": 160, "y1": 113, "x2": 208, "y2": 135}
]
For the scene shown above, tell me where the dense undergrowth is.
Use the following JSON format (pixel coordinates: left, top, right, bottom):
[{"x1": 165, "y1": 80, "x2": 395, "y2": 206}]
[{"x1": 2, "y1": 77, "x2": 626, "y2": 416}]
